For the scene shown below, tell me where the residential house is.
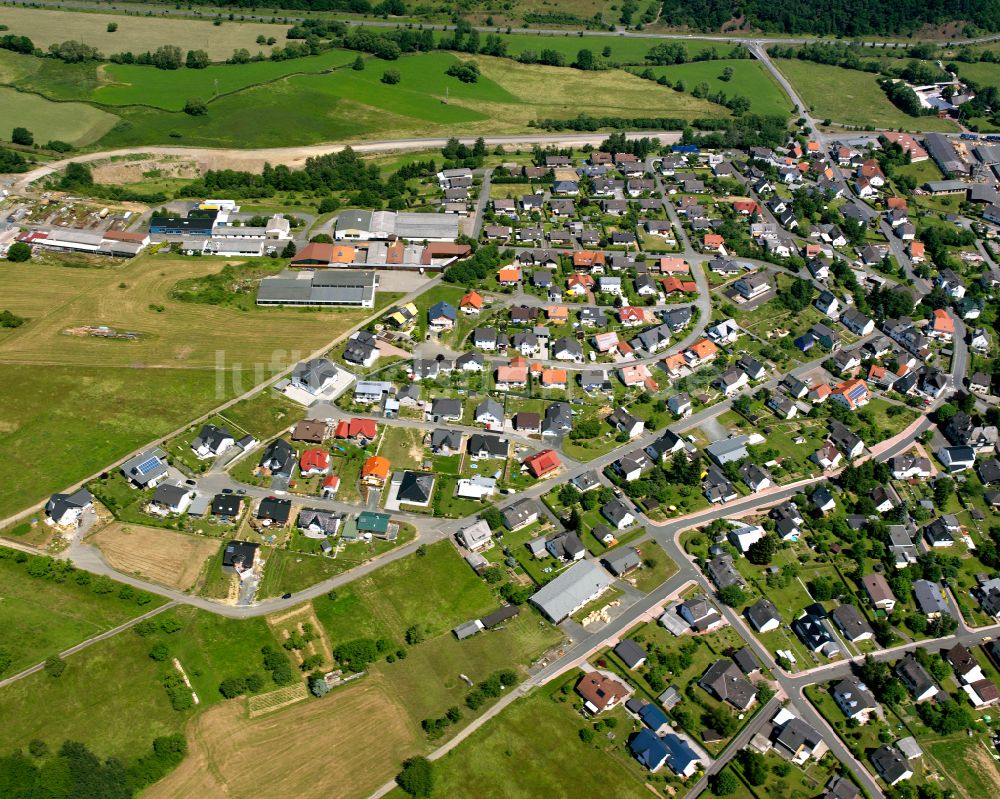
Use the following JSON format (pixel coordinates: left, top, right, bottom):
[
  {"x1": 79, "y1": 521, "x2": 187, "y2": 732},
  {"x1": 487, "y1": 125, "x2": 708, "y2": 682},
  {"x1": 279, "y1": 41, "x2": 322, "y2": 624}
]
[
  {"x1": 746, "y1": 598, "x2": 782, "y2": 633},
  {"x1": 699, "y1": 659, "x2": 757, "y2": 710},
  {"x1": 833, "y1": 677, "x2": 879, "y2": 724},
  {"x1": 896, "y1": 654, "x2": 938, "y2": 702},
  {"x1": 862, "y1": 573, "x2": 897, "y2": 612},
  {"x1": 831, "y1": 604, "x2": 874, "y2": 642}
]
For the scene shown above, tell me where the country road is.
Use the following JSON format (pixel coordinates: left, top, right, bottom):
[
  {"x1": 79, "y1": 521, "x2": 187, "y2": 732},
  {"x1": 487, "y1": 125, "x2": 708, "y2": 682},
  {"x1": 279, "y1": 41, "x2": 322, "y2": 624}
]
[{"x1": 10, "y1": 132, "x2": 681, "y2": 191}]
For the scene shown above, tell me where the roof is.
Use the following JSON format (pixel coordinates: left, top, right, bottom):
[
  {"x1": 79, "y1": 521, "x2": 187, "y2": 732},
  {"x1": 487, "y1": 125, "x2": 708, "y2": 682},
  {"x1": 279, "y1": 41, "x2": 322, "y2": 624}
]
[
  {"x1": 221, "y1": 539, "x2": 258, "y2": 569},
  {"x1": 523, "y1": 449, "x2": 561, "y2": 478},
  {"x1": 576, "y1": 670, "x2": 629, "y2": 711},
  {"x1": 614, "y1": 639, "x2": 647, "y2": 668},
  {"x1": 362, "y1": 455, "x2": 390, "y2": 480},
  {"x1": 530, "y1": 560, "x2": 614, "y2": 621},
  {"x1": 700, "y1": 659, "x2": 756, "y2": 709},
  {"x1": 356, "y1": 511, "x2": 390, "y2": 533},
  {"x1": 397, "y1": 470, "x2": 435, "y2": 504}
]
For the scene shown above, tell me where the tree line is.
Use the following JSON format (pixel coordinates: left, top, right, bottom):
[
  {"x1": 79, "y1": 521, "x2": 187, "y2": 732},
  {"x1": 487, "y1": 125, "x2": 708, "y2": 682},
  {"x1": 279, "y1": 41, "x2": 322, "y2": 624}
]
[{"x1": 657, "y1": 0, "x2": 1000, "y2": 35}]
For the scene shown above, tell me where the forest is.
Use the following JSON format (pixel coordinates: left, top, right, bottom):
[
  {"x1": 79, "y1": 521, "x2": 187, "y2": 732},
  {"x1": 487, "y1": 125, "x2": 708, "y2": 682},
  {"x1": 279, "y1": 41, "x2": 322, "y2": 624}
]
[{"x1": 656, "y1": 0, "x2": 1000, "y2": 35}]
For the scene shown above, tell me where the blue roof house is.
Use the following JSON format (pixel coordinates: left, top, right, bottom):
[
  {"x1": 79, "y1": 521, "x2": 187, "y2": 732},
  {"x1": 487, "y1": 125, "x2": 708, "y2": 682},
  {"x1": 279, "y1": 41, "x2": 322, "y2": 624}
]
[
  {"x1": 630, "y1": 730, "x2": 669, "y2": 772},
  {"x1": 639, "y1": 703, "x2": 671, "y2": 734}
]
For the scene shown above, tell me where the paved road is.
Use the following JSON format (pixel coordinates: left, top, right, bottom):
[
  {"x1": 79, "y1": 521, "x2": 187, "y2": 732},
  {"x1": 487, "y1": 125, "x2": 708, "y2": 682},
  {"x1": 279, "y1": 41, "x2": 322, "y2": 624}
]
[{"x1": 0, "y1": 600, "x2": 178, "y2": 689}]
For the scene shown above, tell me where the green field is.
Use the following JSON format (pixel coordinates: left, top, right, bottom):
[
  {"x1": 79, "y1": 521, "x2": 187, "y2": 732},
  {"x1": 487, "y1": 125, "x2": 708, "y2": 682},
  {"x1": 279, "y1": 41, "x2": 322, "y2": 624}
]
[
  {"x1": 0, "y1": 86, "x2": 119, "y2": 145},
  {"x1": 1, "y1": 46, "x2": 725, "y2": 148},
  {"x1": 774, "y1": 59, "x2": 957, "y2": 131},
  {"x1": 0, "y1": 256, "x2": 373, "y2": 519},
  {"x1": 0, "y1": 548, "x2": 166, "y2": 675},
  {"x1": 645, "y1": 58, "x2": 793, "y2": 118},
  {"x1": 387, "y1": 681, "x2": 651, "y2": 799},
  {"x1": 0, "y1": 603, "x2": 283, "y2": 760},
  {"x1": 94, "y1": 48, "x2": 357, "y2": 110},
  {"x1": 483, "y1": 32, "x2": 738, "y2": 65}
]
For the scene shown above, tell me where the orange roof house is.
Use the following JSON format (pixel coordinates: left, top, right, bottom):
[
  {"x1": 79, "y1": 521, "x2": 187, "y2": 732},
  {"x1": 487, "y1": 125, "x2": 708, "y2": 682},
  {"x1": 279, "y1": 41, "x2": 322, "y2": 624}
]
[
  {"x1": 661, "y1": 276, "x2": 697, "y2": 294},
  {"x1": 497, "y1": 266, "x2": 521, "y2": 285},
  {"x1": 496, "y1": 364, "x2": 529, "y2": 385},
  {"x1": 300, "y1": 448, "x2": 331, "y2": 474},
  {"x1": 460, "y1": 290, "x2": 484, "y2": 311},
  {"x1": 733, "y1": 199, "x2": 759, "y2": 215},
  {"x1": 809, "y1": 384, "x2": 832, "y2": 403},
  {"x1": 546, "y1": 305, "x2": 569, "y2": 324},
  {"x1": 930, "y1": 308, "x2": 955, "y2": 340},
  {"x1": 662, "y1": 352, "x2": 687, "y2": 375},
  {"x1": 620, "y1": 364, "x2": 652, "y2": 387},
  {"x1": 331, "y1": 244, "x2": 356, "y2": 264},
  {"x1": 685, "y1": 338, "x2": 719, "y2": 365},
  {"x1": 523, "y1": 449, "x2": 562, "y2": 479},
  {"x1": 704, "y1": 233, "x2": 725, "y2": 251},
  {"x1": 908, "y1": 241, "x2": 925, "y2": 261},
  {"x1": 573, "y1": 251, "x2": 606, "y2": 269},
  {"x1": 831, "y1": 378, "x2": 871, "y2": 410},
  {"x1": 540, "y1": 368, "x2": 567, "y2": 388},
  {"x1": 321, "y1": 474, "x2": 341, "y2": 495},
  {"x1": 807, "y1": 140, "x2": 821, "y2": 153},
  {"x1": 658, "y1": 257, "x2": 690, "y2": 274},
  {"x1": 362, "y1": 455, "x2": 390, "y2": 483},
  {"x1": 887, "y1": 196, "x2": 908, "y2": 210},
  {"x1": 567, "y1": 273, "x2": 595, "y2": 293}
]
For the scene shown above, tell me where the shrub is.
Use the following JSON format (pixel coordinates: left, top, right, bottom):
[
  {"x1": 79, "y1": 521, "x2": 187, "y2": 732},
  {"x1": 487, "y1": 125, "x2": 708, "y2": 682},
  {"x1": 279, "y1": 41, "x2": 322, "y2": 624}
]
[
  {"x1": 396, "y1": 756, "x2": 434, "y2": 797},
  {"x1": 381, "y1": 69, "x2": 401, "y2": 84}
]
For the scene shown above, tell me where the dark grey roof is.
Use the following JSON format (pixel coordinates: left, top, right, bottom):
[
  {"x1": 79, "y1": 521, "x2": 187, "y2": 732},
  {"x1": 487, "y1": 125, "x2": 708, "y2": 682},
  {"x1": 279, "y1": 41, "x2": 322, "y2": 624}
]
[{"x1": 398, "y1": 471, "x2": 435, "y2": 504}]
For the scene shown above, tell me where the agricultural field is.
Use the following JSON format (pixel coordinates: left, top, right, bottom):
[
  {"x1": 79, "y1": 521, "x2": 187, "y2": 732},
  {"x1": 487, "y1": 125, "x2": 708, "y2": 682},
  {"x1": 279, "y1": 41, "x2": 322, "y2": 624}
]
[
  {"x1": 0, "y1": 603, "x2": 282, "y2": 761},
  {"x1": 0, "y1": 7, "x2": 294, "y2": 61},
  {"x1": 0, "y1": 256, "x2": 370, "y2": 518},
  {"x1": 89, "y1": 522, "x2": 222, "y2": 591},
  {"x1": 4, "y1": 46, "x2": 725, "y2": 148},
  {"x1": 774, "y1": 59, "x2": 958, "y2": 131},
  {"x1": 0, "y1": 86, "x2": 118, "y2": 146},
  {"x1": 0, "y1": 547, "x2": 165, "y2": 675},
  {"x1": 144, "y1": 677, "x2": 418, "y2": 799},
  {"x1": 387, "y1": 683, "x2": 653, "y2": 799},
  {"x1": 644, "y1": 58, "x2": 793, "y2": 117},
  {"x1": 94, "y1": 48, "x2": 358, "y2": 110}
]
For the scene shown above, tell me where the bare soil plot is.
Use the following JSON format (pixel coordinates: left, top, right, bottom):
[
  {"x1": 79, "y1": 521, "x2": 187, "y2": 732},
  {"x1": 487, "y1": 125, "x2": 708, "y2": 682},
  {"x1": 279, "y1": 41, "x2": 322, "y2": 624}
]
[
  {"x1": 144, "y1": 676, "x2": 418, "y2": 799},
  {"x1": 90, "y1": 522, "x2": 220, "y2": 591}
]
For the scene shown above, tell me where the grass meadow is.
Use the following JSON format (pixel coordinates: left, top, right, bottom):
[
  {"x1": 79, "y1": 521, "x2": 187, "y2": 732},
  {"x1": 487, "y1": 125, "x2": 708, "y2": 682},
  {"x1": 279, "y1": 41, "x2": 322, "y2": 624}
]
[
  {"x1": 0, "y1": 549, "x2": 167, "y2": 675},
  {"x1": 645, "y1": 58, "x2": 793, "y2": 117},
  {"x1": 2, "y1": 45, "x2": 726, "y2": 148},
  {"x1": 0, "y1": 255, "x2": 372, "y2": 518},
  {"x1": 0, "y1": 86, "x2": 118, "y2": 145},
  {"x1": 774, "y1": 59, "x2": 957, "y2": 131}
]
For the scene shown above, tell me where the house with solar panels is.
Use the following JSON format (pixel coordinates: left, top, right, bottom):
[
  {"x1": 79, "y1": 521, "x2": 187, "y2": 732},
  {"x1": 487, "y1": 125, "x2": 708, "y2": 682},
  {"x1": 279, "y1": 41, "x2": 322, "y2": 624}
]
[{"x1": 120, "y1": 447, "x2": 169, "y2": 488}]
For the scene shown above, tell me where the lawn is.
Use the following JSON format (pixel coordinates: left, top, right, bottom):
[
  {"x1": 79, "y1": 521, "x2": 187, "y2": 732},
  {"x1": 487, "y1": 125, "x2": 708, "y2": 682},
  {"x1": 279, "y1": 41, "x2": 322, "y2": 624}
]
[
  {"x1": 0, "y1": 603, "x2": 283, "y2": 762},
  {"x1": 314, "y1": 540, "x2": 499, "y2": 644},
  {"x1": 0, "y1": 85, "x2": 118, "y2": 146},
  {"x1": 0, "y1": 255, "x2": 372, "y2": 518},
  {"x1": 389, "y1": 683, "x2": 653, "y2": 799},
  {"x1": 774, "y1": 59, "x2": 957, "y2": 132},
  {"x1": 377, "y1": 426, "x2": 426, "y2": 472},
  {"x1": 645, "y1": 59, "x2": 793, "y2": 118},
  {"x1": 0, "y1": 6, "x2": 294, "y2": 61},
  {"x1": 257, "y1": 529, "x2": 414, "y2": 598},
  {"x1": 0, "y1": 547, "x2": 166, "y2": 676},
  {"x1": 94, "y1": 48, "x2": 358, "y2": 110}
]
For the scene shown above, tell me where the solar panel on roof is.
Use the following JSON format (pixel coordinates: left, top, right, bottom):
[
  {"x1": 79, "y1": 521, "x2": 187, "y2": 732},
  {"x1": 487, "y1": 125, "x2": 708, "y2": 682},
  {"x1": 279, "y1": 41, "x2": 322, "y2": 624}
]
[{"x1": 136, "y1": 456, "x2": 162, "y2": 474}]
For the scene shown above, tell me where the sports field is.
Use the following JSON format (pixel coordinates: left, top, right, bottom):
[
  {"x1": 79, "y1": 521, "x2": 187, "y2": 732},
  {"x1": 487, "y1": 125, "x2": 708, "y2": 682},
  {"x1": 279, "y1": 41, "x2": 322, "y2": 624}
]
[
  {"x1": 1, "y1": 86, "x2": 119, "y2": 145},
  {"x1": 0, "y1": 6, "x2": 293, "y2": 61},
  {"x1": 0, "y1": 256, "x2": 372, "y2": 518},
  {"x1": 774, "y1": 59, "x2": 957, "y2": 131},
  {"x1": 90, "y1": 522, "x2": 222, "y2": 590},
  {"x1": 645, "y1": 58, "x2": 793, "y2": 117}
]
